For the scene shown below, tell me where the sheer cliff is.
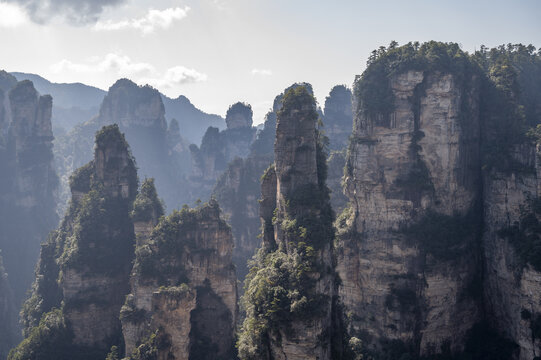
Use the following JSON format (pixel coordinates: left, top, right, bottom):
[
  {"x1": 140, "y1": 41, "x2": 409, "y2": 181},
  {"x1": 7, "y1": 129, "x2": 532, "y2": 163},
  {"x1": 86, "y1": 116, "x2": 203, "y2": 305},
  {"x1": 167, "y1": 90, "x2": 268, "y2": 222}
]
[
  {"x1": 121, "y1": 195, "x2": 237, "y2": 360},
  {"x1": 338, "y1": 41, "x2": 541, "y2": 359},
  {"x1": 11, "y1": 125, "x2": 138, "y2": 360},
  {"x1": 0, "y1": 71, "x2": 58, "y2": 343},
  {"x1": 212, "y1": 83, "x2": 352, "y2": 283},
  {"x1": 238, "y1": 86, "x2": 349, "y2": 360}
]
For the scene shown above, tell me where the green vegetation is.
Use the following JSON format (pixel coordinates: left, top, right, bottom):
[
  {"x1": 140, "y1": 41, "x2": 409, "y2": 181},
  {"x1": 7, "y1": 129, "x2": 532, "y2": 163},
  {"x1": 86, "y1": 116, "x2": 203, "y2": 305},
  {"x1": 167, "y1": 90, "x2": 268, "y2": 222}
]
[
  {"x1": 134, "y1": 199, "x2": 228, "y2": 282},
  {"x1": 8, "y1": 309, "x2": 72, "y2": 360},
  {"x1": 127, "y1": 330, "x2": 171, "y2": 360},
  {"x1": 14, "y1": 124, "x2": 139, "y2": 359},
  {"x1": 498, "y1": 196, "x2": 541, "y2": 271},
  {"x1": 238, "y1": 244, "x2": 330, "y2": 359},
  {"x1": 238, "y1": 85, "x2": 349, "y2": 359},
  {"x1": 69, "y1": 162, "x2": 94, "y2": 192},
  {"x1": 354, "y1": 41, "x2": 477, "y2": 122},
  {"x1": 132, "y1": 178, "x2": 165, "y2": 222},
  {"x1": 95, "y1": 124, "x2": 132, "y2": 153},
  {"x1": 352, "y1": 42, "x2": 541, "y2": 174},
  {"x1": 473, "y1": 44, "x2": 541, "y2": 172}
]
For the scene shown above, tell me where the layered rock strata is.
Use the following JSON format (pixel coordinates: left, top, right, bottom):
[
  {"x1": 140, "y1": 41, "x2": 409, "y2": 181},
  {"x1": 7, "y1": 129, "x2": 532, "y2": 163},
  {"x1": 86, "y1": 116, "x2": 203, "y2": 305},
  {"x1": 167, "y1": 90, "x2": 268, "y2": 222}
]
[
  {"x1": 339, "y1": 62, "x2": 482, "y2": 356},
  {"x1": 121, "y1": 198, "x2": 237, "y2": 360}
]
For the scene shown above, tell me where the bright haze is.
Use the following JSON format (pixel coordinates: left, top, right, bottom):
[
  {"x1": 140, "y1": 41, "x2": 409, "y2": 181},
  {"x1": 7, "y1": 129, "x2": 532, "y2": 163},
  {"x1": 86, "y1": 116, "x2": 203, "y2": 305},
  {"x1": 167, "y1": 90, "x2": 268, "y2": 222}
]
[{"x1": 0, "y1": 0, "x2": 540, "y2": 124}]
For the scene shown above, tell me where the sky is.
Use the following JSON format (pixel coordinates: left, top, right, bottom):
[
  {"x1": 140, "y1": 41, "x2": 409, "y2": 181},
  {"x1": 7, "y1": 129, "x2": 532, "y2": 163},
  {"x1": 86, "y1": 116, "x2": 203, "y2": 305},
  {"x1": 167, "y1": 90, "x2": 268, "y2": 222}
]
[{"x1": 0, "y1": 0, "x2": 540, "y2": 125}]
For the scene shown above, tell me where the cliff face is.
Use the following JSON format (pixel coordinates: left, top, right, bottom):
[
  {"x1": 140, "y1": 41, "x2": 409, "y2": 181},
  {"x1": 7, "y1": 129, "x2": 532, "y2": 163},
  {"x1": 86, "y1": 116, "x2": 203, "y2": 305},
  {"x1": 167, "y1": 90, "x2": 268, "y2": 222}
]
[
  {"x1": 482, "y1": 148, "x2": 541, "y2": 360},
  {"x1": 479, "y1": 44, "x2": 541, "y2": 360},
  {"x1": 337, "y1": 42, "x2": 541, "y2": 359},
  {"x1": 323, "y1": 85, "x2": 353, "y2": 151},
  {"x1": 339, "y1": 43, "x2": 483, "y2": 357},
  {"x1": 0, "y1": 254, "x2": 16, "y2": 360},
  {"x1": 13, "y1": 124, "x2": 137, "y2": 360},
  {"x1": 238, "y1": 86, "x2": 344, "y2": 360},
  {"x1": 213, "y1": 155, "x2": 272, "y2": 280},
  {"x1": 121, "y1": 199, "x2": 237, "y2": 360},
  {"x1": 0, "y1": 72, "x2": 57, "y2": 340}
]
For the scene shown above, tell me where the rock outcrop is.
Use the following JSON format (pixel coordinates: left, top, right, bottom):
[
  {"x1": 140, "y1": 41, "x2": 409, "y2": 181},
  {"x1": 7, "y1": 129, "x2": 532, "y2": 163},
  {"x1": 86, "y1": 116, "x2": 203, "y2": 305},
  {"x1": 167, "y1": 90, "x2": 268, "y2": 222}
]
[
  {"x1": 214, "y1": 84, "x2": 330, "y2": 284},
  {"x1": 323, "y1": 85, "x2": 353, "y2": 151},
  {"x1": 0, "y1": 71, "x2": 58, "y2": 342},
  {"x1": 238, "y1": 86, "x2": 346, "y2": 360},
  {"x1": 189, "y1": 102, "x2": 257, "y2": 203},
  {"x1": 338, "y1": 43, "x2": 483, "y2": 357},
  {"x1": 213, "y1": 155, "x2": 272, "y2": 280},
  {"x1": 54, "y1": 79, "x2": 190, "y2": 214},
  {"x1": 12, "y1": 124, "x2": 137, "y2": 360},
  {"x1": 338, "y1": 41, "x2": 541, "y2": 359},
  {"x1": 121, "y1": 198, "x2": 237, "y2": 360}
]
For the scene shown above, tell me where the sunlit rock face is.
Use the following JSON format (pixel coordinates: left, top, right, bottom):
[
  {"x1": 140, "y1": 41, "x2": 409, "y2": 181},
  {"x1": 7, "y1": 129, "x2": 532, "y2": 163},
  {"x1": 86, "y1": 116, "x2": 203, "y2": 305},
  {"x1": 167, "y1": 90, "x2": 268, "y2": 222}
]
[{"x1": 339, "y1": 67, "x2": 483, "y2": 356}]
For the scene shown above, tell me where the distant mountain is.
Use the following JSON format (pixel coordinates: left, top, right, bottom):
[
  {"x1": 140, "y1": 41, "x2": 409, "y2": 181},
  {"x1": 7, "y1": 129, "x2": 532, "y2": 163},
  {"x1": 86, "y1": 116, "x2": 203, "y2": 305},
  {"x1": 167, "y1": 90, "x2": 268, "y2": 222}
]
[
  {"x1": 11, "y1": 72, "x2": 105, "y2": 131},
  {"x1": 161, "y1": 94, "x2": 225, "y2": 144},
  {"x1": 12, "y1": 72, "x2": 225, "y2": 144},
  {"x1": 11, "y1": 72, "x2": 106, "y2": 110}
]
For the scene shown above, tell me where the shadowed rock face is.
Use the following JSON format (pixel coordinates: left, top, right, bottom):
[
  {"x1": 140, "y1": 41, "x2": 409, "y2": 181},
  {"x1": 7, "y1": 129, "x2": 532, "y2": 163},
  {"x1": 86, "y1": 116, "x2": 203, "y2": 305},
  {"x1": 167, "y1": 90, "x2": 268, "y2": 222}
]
[
  {"x1": 188, "y1": 102, "x2": 257, "y2": 204},
  {"x1": 0, "y1": 72, "x2": 58, "y2": 353},
  {"x1": 0, "y1": 254, "x2": 17, "y2": 360},
  {"x1": 121, "y1": 199, "x2": 237, "y2": 360},
  {"x1": 323, "y1": 85, "x2": 353, "y2": 151},
  {"x1": 225, "y1": 102, "x2": 253, "y2": 130}
]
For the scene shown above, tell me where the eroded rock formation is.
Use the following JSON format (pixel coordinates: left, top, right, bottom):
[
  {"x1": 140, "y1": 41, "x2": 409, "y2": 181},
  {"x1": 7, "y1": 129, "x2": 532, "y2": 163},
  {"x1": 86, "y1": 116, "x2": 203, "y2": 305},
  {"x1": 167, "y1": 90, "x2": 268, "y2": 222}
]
[
  {"x1": 338, "y1": 41, "x2": 541, "y2": 359},
  {"x1": 12, "y1": 124, "x2": 137, "y2": 360},
  {"x1": 189, "y1": 102, "x2": 257, "y2": 203},
  {"x1": 338, "y1": 43, "x2": 484, "y2": 357},
  {"x1": 54, "y1": 79, "x2": 190, "y2": 214},
  {"x1": 0, "y1": 71, "x2": 58, "y2": 355},
  {"x1": 122, "y1": 197, "x2": 237, "y2": 360},
  {"x1": 323, "y1": 85, "x2": 353, "y2": 151},
  {"x1": 238, "y1": 86, "x2": 346, "y2": 360}
]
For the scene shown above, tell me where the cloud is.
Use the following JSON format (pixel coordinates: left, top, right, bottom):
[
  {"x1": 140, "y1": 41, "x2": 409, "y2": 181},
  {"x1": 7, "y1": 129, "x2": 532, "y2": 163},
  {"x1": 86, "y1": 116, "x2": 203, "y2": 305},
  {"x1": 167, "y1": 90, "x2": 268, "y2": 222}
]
[
  {"x1": 1, "y1": 0, "x2": 126, "y2": 25},
  {"x1": 0, "y1": 2, "x2": 28, "y2": 27},
  {"x1": 50, "y1": 53, "x2": 207, "y2": 88},
  {"x1": 251, "y1": 68, "x2": 273, "y2": 76},
  {"x1": 142, "y1": 66, "x2": 208, "y2": 87},
  {"x1": 94, "y1": 6, "x2": 190, "y2": 34}
]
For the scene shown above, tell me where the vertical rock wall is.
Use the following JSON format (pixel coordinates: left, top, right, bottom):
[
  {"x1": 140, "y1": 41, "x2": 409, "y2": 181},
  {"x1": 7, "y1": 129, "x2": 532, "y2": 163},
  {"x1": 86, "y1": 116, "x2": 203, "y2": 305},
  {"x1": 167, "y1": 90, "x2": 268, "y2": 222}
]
[
  {"x1": 339, "y1": 69, "x2": 482, "y2": 355},
  {"x1": 122, "y1": 199, "x2": 238, "y2": 360}
]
